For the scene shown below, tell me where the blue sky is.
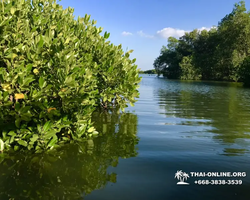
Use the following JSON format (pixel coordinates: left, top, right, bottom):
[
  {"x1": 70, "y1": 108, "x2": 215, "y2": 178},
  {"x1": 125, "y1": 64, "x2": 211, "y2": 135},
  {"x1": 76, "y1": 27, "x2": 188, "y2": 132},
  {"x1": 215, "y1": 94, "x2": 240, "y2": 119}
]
[{"x1": 59, "y1": 0, "x2": 250, "y2": 70}]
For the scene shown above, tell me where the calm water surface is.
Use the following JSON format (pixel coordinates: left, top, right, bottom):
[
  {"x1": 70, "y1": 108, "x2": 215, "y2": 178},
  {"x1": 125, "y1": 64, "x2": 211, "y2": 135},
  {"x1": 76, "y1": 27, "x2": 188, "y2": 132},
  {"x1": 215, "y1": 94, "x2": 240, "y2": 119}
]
[{"x1": 1, "y1": 74, "x2": 250, "y2": 200}]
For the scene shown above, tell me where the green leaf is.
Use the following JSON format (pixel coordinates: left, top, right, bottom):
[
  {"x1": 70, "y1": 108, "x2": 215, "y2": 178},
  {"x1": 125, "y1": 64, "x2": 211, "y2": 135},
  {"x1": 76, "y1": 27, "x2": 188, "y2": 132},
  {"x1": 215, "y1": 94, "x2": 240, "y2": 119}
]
[
  {"x1": 104, "y1": 31, "x2": 110, "y2": 39},
  {"x1": 52, "y1": 2, "x2": 57, "y2": 8},
  {"x1": 19, "y1": 106, "x2": 32, "y2": 113},
  {"x1": 65, "y1": 37, "x2": 70, "y2": 44},
  {"x1": 49, "y1": 29, "x2": 55, "y2": 40},
  {"x1": 18, "y1": 140, "x2": 28, "y2": 147},
  {"x1": 64, "y1": 76, "x2": 74, "y2": 86},
  {"x1": 44, "y1": 84, "x2": 53, "y2": 92},
  {"x1": 32, "y1": 90, "x2": 43, "y2": 99},
  {"x1": 5, "y1": 53, "x2": 18, "y2": 60},
  {"x1": 47, "y1": 135, "x2": 58, "y2": 148},
  {"x1": 43, "y1": 121, "x2": 51, "y2": 132},
  {"x1": 30, "y1": 134, "x2": 39, "y2": 142},
  {"x1": 23, "y1": 77, "x2": 35, "y2": 86},
  {"x1": 15, "y1": 102, "x2": 21, "y2": 111},
  {"x1": 39, "y1": 77, "x2": 46, "y2": 88},
  {"x1": 0, "y1": 139, "x2": 4, "y2": 152},
  {"x1": 10, "y1": 136, "x2": 15, "y2": 144},
  {"x1": 15, "y1": 118, "x2": 21, "y2": 128},
  {"x1": 8, "y1": 131, "x2": 16, "y2": 136},
  {"x1": 44, "y1": 130, "x2": 57, "y2": 139},
  {"x1": 21, "y1": 113, "x2": 32, "y2": 121},
  {"x1": 87, "y1": 127, "x2": 95, "y2": 133},
  {"x1": 37, "y1": 35, "x2": 44, "y2": 48},
  {"x1": 3, "y1": 91, "x2": 9, "y2": 101},
  {"x1": 10, "y1": 7, "x2": 16, "y2": 15},
  {"x1": 103, "y1": 96, "x2": 107, "y2": 102},
  {"x1": 14, "y1": 145, "x2": 19, "y2": 151},
  {"x1": 92, "y1": 131, "x2": 99, "y2": 136},
  {"x1": 28, "y1": 144, "x2": 34, "y2": 150},
  {"x1": 2, "y1": 131, "x2": 7, "y2": 140},
  {"x1": 51, "y1": 25, "x2": 56, "y2": 29},
  {"x1": 26, "y1": 64, "x2": 33, "y2": 72}
]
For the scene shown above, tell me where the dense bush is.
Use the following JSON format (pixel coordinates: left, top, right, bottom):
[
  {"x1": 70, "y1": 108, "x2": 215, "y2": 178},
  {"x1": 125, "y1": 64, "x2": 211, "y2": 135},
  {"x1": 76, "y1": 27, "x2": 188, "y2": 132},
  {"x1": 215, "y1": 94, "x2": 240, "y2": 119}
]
[{"x1": 0, "y1": 0, "x2": 141, "y2": 152}]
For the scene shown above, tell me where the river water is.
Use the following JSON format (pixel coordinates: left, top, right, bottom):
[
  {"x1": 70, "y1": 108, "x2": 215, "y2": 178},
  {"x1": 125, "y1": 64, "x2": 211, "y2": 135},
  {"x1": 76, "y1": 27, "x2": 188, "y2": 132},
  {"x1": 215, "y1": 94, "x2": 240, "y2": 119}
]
[{"x1": 0, "y1": 74, "x2": 250, "y2": 200}]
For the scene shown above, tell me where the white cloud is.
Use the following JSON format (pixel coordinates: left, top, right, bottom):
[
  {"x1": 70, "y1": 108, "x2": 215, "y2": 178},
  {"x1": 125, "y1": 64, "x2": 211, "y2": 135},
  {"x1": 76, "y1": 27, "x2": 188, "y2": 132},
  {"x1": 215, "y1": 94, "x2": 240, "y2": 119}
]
[
  {"x1": 156, "y1": 26, "x2": 215, "y2": 39},
  {"x1": 156, "y1": 27, "x2": 187, "y2": 39},
  {"x1": 197, "y1": 27, "x2": 210, "y2": 31},
  {"x1": 121, "y1": 31, "x2": 133, "y2": 36},
  {"x1": 198, "y1": 26, "x2": 217, "y2": 32},
  {"x1": 134, "y1": 26, "x2": 216, "y2": 40},
  {"x1": 137, "y1": 30, "x2": 154, "y2": 39}
]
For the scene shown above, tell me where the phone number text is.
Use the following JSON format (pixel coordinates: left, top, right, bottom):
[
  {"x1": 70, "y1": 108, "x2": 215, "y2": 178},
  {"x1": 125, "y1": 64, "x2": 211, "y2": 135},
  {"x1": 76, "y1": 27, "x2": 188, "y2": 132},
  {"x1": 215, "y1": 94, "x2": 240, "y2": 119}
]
[{"x1": 194, "y1": 180, "x2": 243, "y2": 185}]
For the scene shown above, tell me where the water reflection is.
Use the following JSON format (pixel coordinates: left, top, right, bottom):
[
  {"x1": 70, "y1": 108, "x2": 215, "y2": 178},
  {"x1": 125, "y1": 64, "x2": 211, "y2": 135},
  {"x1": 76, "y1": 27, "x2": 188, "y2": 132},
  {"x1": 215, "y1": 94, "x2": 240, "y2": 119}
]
[
  {"x1": 0, "y1": 112, "x2": 139, "y2": 199},
  {"x1": 157, "y1": 81, "x2": 250, "y2": 156}
]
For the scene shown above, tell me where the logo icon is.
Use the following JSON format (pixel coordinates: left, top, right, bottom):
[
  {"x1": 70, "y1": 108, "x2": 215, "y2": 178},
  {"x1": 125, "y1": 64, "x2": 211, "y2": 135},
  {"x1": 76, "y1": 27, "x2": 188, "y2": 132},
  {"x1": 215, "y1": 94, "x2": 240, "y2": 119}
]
[{"x1": 175, "y1": 170, "x2": 190, "y2": 185}]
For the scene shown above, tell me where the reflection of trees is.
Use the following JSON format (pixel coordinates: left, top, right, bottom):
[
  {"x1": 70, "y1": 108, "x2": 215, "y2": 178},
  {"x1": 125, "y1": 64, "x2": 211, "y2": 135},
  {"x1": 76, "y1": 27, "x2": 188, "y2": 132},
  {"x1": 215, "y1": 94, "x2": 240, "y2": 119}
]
[
  {"x1": 92, "y1": 111, "x2": 139, "y2": 158},
  {"x1": 222, "y1": 148, "x2": 250, "y2": 156},
  {"x1": 0, "y1": 112, "x2": 139, "y2": 199},
  {"x1": 157, "y1": 82, "x2": 250, "y2": 155}
]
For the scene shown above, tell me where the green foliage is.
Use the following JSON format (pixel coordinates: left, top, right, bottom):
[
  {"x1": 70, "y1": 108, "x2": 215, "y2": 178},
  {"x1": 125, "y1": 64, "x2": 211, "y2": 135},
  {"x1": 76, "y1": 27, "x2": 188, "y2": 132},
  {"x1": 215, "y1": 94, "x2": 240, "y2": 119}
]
[
  {"x1": 153, "y1": 38, "x2": 181, "y2": 79},
  {"x1": 139, "y1": 69, "x2": 156, "y2": 74},
  {"x1": 180, "y1": 56, "x2": 201, "y2": 80},
  {"x1": 153, "y1": 1, "x2": 250, "y2": 86},
  {"x1": 0, "y1": 0, "x2": 141, "y2": 152},
  {"x1": 90, "y1": 43, "x2": 141, "y2": 111},
  {"x1": 239, "y1": 56, "x2": 250, "y2": 86}
]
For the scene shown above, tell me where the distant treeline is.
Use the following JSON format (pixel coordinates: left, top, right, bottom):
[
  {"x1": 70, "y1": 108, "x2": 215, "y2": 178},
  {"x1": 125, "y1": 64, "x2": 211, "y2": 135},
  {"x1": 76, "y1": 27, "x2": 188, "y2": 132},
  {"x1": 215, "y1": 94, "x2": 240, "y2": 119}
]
[
  {"x1": 153, "y1": 1, "x2": 250, "y2": 86},
  {"x1": 139, "y1": 69, "x2": 156, "y2": 74}
]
